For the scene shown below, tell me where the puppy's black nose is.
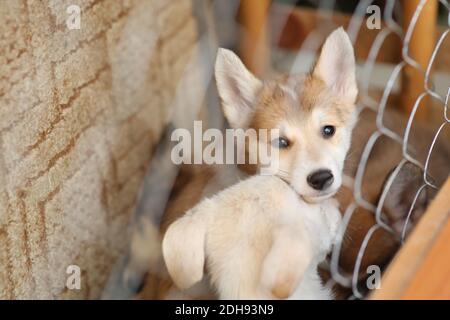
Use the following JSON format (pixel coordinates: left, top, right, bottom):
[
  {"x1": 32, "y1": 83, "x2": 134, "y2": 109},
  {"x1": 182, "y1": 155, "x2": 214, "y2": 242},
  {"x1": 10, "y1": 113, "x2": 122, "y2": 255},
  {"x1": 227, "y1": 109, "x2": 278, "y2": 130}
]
[{"x1": 307, "y1": 169, "x2": 334, "y2": 191}]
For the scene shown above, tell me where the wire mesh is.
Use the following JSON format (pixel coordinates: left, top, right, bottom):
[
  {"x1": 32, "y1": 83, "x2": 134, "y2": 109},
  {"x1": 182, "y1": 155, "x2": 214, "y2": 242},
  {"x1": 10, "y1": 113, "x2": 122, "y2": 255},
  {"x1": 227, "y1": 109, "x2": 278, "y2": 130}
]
[{"x1": 323, "y1": 0, "x2": 450, "y2": 298}]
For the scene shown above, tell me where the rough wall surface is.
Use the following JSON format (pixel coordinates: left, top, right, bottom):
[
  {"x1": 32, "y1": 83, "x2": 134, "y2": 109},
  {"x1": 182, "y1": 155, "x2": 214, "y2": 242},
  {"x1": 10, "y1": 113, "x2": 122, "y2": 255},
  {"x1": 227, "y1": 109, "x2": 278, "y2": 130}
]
[{"x1": 0, "y1": 0, "x2": 202, "y2": 299}]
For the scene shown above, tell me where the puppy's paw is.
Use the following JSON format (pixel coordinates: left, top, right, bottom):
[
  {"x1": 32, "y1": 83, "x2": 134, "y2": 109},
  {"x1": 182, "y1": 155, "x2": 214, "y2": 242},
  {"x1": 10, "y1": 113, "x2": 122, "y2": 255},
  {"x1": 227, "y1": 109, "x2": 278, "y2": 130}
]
[{"x1": 260, "y1": 228, "x2": 312, "y2": 299}]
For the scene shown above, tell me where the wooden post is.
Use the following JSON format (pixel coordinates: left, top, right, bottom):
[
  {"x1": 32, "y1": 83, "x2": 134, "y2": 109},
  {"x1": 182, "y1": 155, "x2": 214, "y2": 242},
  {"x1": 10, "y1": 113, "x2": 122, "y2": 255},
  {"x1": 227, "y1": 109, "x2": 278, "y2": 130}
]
[
  {"x1": 238, "y1": 0, "x2": 271, "y2": 77},
  {"x1": 400, "y1": 0, "x2": 438, "y2": 121},
  {"x1": 402, "y1": 215, "x2": 450, "y2": 299}
]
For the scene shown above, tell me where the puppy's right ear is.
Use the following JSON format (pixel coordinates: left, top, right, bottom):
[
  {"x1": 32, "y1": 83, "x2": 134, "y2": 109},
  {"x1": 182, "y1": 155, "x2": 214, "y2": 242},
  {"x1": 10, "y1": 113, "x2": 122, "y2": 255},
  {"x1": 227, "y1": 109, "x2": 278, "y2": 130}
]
[
  {"x1": 162, "y1": 213, "x2": 206, "y2": 290},
  {"x1": 215, "y1": 48, "x2": 263, "y2": 128}
]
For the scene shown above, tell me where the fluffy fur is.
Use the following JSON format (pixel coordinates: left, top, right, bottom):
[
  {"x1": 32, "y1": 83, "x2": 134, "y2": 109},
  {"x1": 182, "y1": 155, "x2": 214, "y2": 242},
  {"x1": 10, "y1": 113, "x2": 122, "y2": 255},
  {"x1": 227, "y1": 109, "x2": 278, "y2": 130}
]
[{"x1": 163, "y1": 175, "x2": 341, "y2": 299}]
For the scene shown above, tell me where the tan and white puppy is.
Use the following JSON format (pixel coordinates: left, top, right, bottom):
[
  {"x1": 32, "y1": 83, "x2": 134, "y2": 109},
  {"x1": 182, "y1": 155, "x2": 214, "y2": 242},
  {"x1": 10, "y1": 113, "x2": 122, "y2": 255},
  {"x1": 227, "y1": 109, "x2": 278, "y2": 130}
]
[
  {"x1": 134, "y1": 27, "x2": 360, "y2": 299},
  {"x1": 163, "y1": 175, "x2": 341, "y2": 299},
  {"x1": 214, "y1": 27, "x2": 358, "y2": 203},
  {"x1": 160, "y1": 28, "x2": 358, "y2": 299}
]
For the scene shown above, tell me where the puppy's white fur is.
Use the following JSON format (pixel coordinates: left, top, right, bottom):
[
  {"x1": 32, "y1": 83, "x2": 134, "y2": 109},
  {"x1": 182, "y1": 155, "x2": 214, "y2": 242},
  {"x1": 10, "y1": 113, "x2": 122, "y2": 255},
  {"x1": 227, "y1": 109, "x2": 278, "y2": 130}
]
[{"x1": 163, "y1": 175, "x2": 341, "y2": 299}]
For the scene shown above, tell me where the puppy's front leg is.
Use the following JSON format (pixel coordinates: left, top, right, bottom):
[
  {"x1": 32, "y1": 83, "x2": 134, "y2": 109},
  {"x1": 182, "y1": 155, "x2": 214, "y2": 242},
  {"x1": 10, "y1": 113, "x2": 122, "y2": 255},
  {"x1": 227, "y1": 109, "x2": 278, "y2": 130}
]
[{"x1": 260, "y1": 226, "x2": 313, "y2": 299}]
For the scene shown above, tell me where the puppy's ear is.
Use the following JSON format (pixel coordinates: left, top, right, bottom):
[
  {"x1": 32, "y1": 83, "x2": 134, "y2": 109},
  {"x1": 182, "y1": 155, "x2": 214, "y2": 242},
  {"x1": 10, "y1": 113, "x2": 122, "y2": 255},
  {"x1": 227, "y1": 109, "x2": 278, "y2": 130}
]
[
  {"x1": 215, "y1": 48, "x2": 263, "y2": 128},
  {"x1": 162, "y1": 213, "x2": 206, "y2": 289},
  {"x1": 312, "y1": 27, "x2": 358, "y2": 103}
]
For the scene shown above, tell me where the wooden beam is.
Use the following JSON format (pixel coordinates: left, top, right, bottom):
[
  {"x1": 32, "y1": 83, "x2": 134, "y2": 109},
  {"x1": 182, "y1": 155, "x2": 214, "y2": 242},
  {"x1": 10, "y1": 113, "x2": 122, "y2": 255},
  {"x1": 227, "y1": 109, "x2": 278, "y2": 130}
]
[
  {"x1": 400, "y1": 0, "x2": 438, "y2": 121},
  {"x1": 238, "y1": 0, "x2": 271, "y2": 77}
]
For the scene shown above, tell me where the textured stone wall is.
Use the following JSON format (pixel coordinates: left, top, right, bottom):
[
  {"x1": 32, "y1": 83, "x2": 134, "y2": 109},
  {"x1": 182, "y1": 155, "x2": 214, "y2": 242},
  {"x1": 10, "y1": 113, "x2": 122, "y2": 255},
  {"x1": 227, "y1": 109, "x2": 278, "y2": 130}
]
[{"x1": 0, "y1": 0, "x2": 202, "y2": 299}]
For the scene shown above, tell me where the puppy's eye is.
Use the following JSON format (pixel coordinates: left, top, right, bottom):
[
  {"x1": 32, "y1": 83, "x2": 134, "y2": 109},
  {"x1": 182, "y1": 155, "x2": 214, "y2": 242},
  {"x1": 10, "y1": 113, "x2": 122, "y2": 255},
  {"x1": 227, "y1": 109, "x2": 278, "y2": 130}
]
[
  {"x1": 272, "y1": 137, "x2": 290, "y2": 149},
  {"x1": 322, "y1": 125, "x2": 336, "y2": 138}
]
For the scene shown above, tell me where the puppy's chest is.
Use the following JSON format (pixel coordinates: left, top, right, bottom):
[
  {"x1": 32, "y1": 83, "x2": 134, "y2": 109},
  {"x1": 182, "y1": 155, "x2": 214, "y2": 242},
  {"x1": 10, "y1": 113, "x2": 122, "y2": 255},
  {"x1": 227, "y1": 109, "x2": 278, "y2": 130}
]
[{"x1": 301, "y1": 202, "x2": 340, "y2": 255}]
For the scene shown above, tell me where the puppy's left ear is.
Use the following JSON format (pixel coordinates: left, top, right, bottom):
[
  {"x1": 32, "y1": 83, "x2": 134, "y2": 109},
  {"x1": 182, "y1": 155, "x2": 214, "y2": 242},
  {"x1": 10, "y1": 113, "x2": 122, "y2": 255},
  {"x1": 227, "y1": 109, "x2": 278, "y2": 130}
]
[
  {"x1": 313, "y1": 27, "x2": 358, "y2": 103},
  {"x1": 215, "y1": 48, "x2": 263, "y2": 128}
]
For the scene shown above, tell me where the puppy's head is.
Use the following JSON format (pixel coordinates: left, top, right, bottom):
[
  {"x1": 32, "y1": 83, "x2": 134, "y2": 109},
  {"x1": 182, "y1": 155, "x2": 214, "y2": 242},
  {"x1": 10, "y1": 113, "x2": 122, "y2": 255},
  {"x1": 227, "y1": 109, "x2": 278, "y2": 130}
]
[{"x1": 215, "y1": 27, "x2": 358, "y2": 202}]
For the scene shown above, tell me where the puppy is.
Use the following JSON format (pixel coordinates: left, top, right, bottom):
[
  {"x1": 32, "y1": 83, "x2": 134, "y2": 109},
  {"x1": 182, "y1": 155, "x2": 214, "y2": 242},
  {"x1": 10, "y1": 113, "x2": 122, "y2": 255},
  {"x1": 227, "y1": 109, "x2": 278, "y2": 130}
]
[
  {"x1": 133, "y1": 27, "x2": 360, "y2": 299},
  {"x1": 163, "y1": 175, "x2": 342, "y2": 299}
]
